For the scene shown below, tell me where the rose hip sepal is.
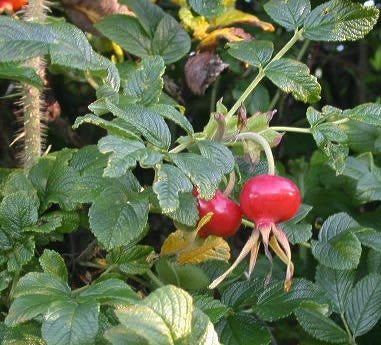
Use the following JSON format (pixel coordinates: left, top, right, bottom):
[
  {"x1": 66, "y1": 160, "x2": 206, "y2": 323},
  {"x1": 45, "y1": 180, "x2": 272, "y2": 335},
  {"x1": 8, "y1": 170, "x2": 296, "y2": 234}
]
[
  {"x1": 194, "y1": 189, "x2": 242, "y2": 238},
  {"x1": 209, "y1": 174, "x2": 301, "y2": 292}
]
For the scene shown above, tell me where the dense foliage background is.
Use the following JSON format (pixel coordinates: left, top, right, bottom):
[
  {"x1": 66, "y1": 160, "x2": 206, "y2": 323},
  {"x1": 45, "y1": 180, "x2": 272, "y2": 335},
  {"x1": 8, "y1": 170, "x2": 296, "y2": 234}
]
[{"x1": 0, "y1": 0, "x2": 380, "y2": 344}]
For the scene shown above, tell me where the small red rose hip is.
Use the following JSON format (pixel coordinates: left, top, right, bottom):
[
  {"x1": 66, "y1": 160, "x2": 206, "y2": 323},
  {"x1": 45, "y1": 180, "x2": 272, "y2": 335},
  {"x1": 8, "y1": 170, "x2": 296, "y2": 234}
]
[
  {"x1": 194, "y1": 189, "x2": 242, "y2": 238},
  {"x1": 240, "y1": 174, "x2": 301, "y2": 225}
]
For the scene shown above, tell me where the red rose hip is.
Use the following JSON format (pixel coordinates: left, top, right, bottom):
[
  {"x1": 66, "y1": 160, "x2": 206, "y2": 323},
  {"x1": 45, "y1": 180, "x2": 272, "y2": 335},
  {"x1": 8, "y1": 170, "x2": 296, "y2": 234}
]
[
  {"x1": 195, "y1": 190, "x2": 242, "y2": 238},
  {"x1": 240, "y1": 174, "x2": 301, "y2": 225}
]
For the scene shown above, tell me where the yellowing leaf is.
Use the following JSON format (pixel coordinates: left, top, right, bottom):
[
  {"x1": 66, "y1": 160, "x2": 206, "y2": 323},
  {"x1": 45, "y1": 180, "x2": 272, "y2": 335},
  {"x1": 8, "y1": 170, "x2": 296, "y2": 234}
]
[
  {"x1": 171, "y1": 0, "x2": 187, "y2": 6},
  {"x1": 210, "y1": 9, "x2": 275, "y2": 32},
  {"x1": 198, "y1": 27, "x2": 252, "y2": 50},
  {"x1": 177, "y1": 236, "x2": 230, "y2": 264},
  {"x1": 179, "y1": 6, "x2": 209, "y2": 39},
  {"x1": 160, "y1": 213, "x2": 230, "y2": 264},
  {"x1": 161, "y1": 229, "x2": 194, "y2": 256},
  {"x1": 224, "y1": 0, "x2": 236, "y2": 8}
]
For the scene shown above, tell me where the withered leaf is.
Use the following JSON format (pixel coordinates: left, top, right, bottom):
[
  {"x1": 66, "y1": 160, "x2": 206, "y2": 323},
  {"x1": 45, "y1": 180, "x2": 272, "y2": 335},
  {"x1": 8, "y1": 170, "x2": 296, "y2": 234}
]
[{"x1": 185, "y1": 52, "x2": 229, "y2": 95}]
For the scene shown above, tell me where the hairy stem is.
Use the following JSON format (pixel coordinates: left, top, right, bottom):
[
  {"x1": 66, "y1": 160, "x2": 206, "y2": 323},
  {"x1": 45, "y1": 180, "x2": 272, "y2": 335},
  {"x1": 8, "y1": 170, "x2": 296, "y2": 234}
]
[{"x1": 21, "y1": 0, "x2": 48, "y2": 169}]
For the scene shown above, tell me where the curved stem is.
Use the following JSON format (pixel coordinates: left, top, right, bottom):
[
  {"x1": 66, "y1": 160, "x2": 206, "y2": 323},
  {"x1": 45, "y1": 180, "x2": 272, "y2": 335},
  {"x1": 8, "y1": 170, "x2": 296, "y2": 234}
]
[
  {"x1": 271, "y1": 126, "x2": 311, "y2": 134},
  {"x1": 223, "y1": 171, "x2": 236, "y2": 197},
  {"x1": 234, "y1": 132, "x2": 275, "y2": 175}
]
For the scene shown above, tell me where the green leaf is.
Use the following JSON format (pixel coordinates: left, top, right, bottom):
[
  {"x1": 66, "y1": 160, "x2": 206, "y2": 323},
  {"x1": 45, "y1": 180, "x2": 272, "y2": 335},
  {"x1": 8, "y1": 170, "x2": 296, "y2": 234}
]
[
  {"x1": 49, "y1": 23, "x2": 120, "y2": 90},
  {"x1": 166, "y1": 192, "x2": 199, "y2": 227},
  {"x1": 0, "y1": 62, "x2": 43, "y2": 89},
  {"x1": 153, "y1": 164, "x2": 193, "y2": 213},
  {"x1": 264, "y1": 0, "x2": 311, "y2": 31},
  {"x1": 304, "y1": 0, "x2": 379, "y2": 41},
  {"x1": 311, "y1": 213, "x2": 362, "y2": 270},
  {"x1": 6, "y1": 272, "x2": 71, "y2": 326},
  {"x1": 105, "y1": 102, "x2": 171, "y2": 150},
  {"x1": 0, "y1": 191, "x2": 39, "y2": 233},
  {"x1": 355, "y1": 228, "x2": 381, "y2": 252},
  {"x1": 265, "y1": 58, "x2": 321, "y2": 103},
  {"x1": 152, "y1": 15, "x2": 191, "y2": 64},
  {"x1": 107, "y1": 245, "x2": 154, "y2": 275},
  {"x1": 343, "y1": 155, "x2": 381, "y2": 202},
  {"x1": 123, "y1": 56, "x2": 164, "y2": 105},
  {"x1": 122, "y1": 0, "x2": 165, "y2": 36},
  {"x1": 343, "y1": 103, "x2": 381, "y2": 126},
  {"x1": 170, "y1": 153, "x2": 224, "y2": 199},
  {"x1": 73, "y1": 114, "x2": 139, "y2": 139},
  {"x1": 39, "y1": 249, "x2": 68, "y2": 282},
  {"x1": 0, "y1": 16, "x2": 54, "y2": 62},
  {"x1": 255, "y1": 279, "x2": 329, "y2": 321},
  {"x1": 29, "y1": 152, "x2": 82, "y2": 211},
  {"x1": 0, "y1": 322, "x2": 46, "y2": 345},
  {"x1": 155, "y1": 258, "x2": 210, "y2": 290},
  {"x1": 227, "y1": 40, "x2": 274, "y2": 67},
  {"x1": 189, "y1": 0, "x2": 224, "y2": 18},
  {"x1": 25, "y1": 212, "x2": 63, "y2": 234},
  {"x1": 345, "y1": 273, "x2": 381, "y2": 336},
  {"x1": 295, "y1": 307, "x2": 348, "y2": 343},
  {"x1": 96, "y1": 15, "x2": 152, "y2": 59},
  {"x1": 89, "y1": 187, "x2": 149, "y2": 249},
  {"x1": 315, "y1": 265, "x2": 354, "y2": 313},
  {"x1": 221, "y1": 278, "x2": 264, "y2": 308},
  {"x1": 279, "y1": 204, "x2": 313, "y2": 244},
  {"x1": 7, "y1": 237, "x2": 35, "y2": 272},
  {"x1": 41, "y1": 300, "x2": 99, "y2": 345},
  {"x1": 1, "y1": 170, "x2": 36, "y2": 198},
  {"x1": 106, "y1": 285, "x2": 194, "y2": 345},
  {"x1": 150, "y1": 104, "x2": 194, "y2": 135},
  {"x1": 189, "y1": 308, "x2": 221, "y2": 345},
  {"x1": 193, "y1": 295, "x2": 230, "y2": 323},
  {"x1": 197, "y1": 140, "x2": 235, "y2": 175},
  {"x1": 216, "y1": 313, "x2": 271, "y2": 345},
  {"x1": 79, "y1": 279, "x2": 138, "y2": 305},
  {"x1": 98, "y1": 135, "x2": 146, "y2": 178}
]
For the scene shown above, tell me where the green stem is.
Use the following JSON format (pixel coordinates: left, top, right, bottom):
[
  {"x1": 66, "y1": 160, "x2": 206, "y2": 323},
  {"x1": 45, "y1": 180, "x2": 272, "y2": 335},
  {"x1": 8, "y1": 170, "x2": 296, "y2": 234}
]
[
  {"x1": 332, "y1": 118, "x2": 350, "y2": 125},
  {"x1": 271, "y1": 126, "x2": 311, "y2": 134},
  {"x1": 146, "y1": 270, "x2": 165, "y2": 288},
  {"x1": 169, "y1": 139, "x2": 192, "y2": 154},
  {"x1": 209, "y1": 76, "x2": 220, "y2": 114},
  {"x1": 242, "y1": 218, "x2": 255, "y2": 228},
  {"x1": 296, "y1": 38, "x2": 310, "y2": 61},
  {"x1": 234, "y1": 132, "x2": 275, "y2": 175},
  {"x1": 226, "y1": 28, "x2": 304, "y2": 122},
  {"x1": 225, "y1": 68, "x2": 265, "y2": 122},
  {"x1": 341, "y1": 313, "x2": 357, "y2": 345}
]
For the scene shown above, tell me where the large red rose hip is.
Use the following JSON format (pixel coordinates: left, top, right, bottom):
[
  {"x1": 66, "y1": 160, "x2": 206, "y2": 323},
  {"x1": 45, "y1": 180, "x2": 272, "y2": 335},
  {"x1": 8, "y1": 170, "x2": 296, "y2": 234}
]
[{"x1": 240, "y1": 174, "x2": 301, "y2": 225}]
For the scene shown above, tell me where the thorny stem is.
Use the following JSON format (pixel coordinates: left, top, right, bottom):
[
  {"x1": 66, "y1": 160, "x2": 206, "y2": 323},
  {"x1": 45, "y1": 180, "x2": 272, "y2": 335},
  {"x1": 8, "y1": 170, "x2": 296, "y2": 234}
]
[
  {"x1": 22, "y1": 0, "x2": 48, "y2": 169},
  {"x1": 226, "y1": 29, "x2": 304, "y2": 122},
  {"x1": 341, "y1": 313, "x2": 358, "y2": 345},
  {"x1": 234, "y1": 132, "x2": 275, "y2": 175}
]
